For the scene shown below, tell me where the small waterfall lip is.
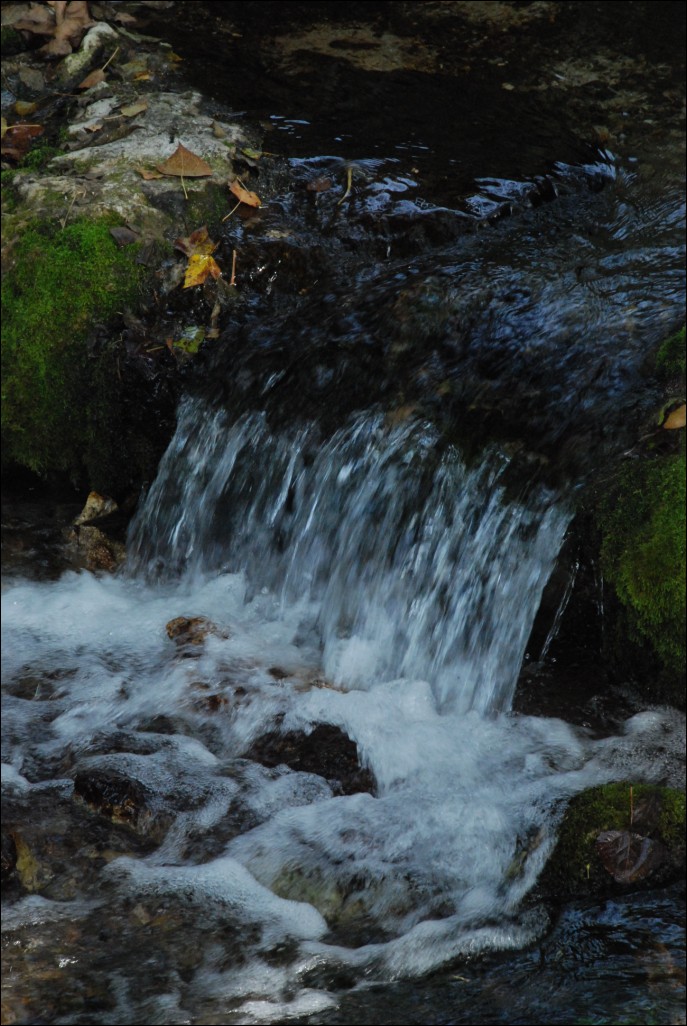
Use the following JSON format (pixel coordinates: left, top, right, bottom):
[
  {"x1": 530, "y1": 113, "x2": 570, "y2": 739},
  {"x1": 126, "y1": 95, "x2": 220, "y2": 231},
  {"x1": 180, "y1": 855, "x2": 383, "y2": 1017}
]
[{"x1": 129, "y1": 400, "x2": 571, "y2": 716}]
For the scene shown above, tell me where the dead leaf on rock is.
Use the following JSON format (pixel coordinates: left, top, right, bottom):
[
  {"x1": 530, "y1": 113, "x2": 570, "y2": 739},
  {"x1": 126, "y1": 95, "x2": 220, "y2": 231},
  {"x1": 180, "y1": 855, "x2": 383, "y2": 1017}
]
[
  {"x1": 228, "y1": 178, "x2": 261, "y2": 207},
  {"x1": 183, "y1": 254, "x2": 222, "y2": 289},
  {"x1": 120, "y1": 101, "x2": 148, "y2": 118},
  {"x1": 663, "y1": 404, "x2": 686, "y2": 430},
  {"x1": 84, "y1": 121, "x2": 104, "y2": 133},
  {"x1": 14, "y1": 6, "x2": 57, "y2": 37},
  {"x1": 596, "y1": 829, "x2": 664, "y2": 884},
  {"x1": 0, "y1": 122, "x2": 44, "y2": 161},
  {"x1": 173, "y1": 225, "x2": 218, "y2": 258},
  {"x1": 157, "y1": 143, "x2": 212, "y2": 178},
  {"x1": 40, "y1": 0, "x2": 94, "y2": 58},
  {"x1": 137, "y1": 167, "x2": 163, "y2": 180},
  {"x1": 133, "y1": 70, "x2": 152, "y2": 81},
  {"x1": 109, "y1": 226, "x2": 140, "y2": 248},
  {"x1": 78, "y1": 68, "x2": 107, "y2": 89}
]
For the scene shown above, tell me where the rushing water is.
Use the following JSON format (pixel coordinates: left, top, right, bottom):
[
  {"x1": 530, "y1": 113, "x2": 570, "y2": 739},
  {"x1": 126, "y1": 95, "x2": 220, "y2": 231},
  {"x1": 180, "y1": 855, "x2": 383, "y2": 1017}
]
[{"x1": 2, "y1": 403, "x2": 685, "y2": 1023}]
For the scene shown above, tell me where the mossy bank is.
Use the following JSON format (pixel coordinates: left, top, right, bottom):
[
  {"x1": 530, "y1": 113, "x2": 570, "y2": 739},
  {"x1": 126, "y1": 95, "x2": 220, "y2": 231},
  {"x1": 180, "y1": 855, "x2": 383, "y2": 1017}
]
[
  {"x1": 1, "y1": 215, "x2": 175, "y2": 493},
  {"x1": 596, "y1": 327, "x2": 686, "y2": 694}
]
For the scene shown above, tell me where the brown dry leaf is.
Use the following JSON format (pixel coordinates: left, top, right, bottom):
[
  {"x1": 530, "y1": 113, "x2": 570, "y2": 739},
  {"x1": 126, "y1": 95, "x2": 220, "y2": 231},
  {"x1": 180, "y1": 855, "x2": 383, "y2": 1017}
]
[
  {"x1": 229, "y1": 178, "x2": 261, "y2": 207},
  {"x1": 84, "y1": 122, "x2": 104, "y2": 133},
  {"x1": 137, "y1": 167, "x2": 164, "y2": 180},
  {"x1": 40, "y1": 0, "x2": 93, "y2": 57},
  {"x1": 0, "y1": 117, "x2": 7, "y2": 141},
  {"x1": 133, "y1": 71, "x2": 152, "y2": 81},
  {"x1": 183, "y1": 254, "x2": 222, "y2": 289},
  {"x1": 663, "y1": 404, "x2": 686, "y2": 430},
  {"x1": 596, "y1": 830, "x2": 663, "y2": 884},
  {"x1": 78, "y1": 68, "x2": 107, "y2": 90},
  {"x1": 14, "y1": 6, "x2": 57, "y2": 36},
  {"x1": 173, "y1": 225, "x2": 218, "y2": 259},
  {"x1": 120, "y1": 101, "x2": 148, "y2": 117},
  {"x1": 157, "y1": 143, "x2": 212, "y2": 178},
  {"x1": 0, "y1": 123, "x2": 44, "y2": 161}
]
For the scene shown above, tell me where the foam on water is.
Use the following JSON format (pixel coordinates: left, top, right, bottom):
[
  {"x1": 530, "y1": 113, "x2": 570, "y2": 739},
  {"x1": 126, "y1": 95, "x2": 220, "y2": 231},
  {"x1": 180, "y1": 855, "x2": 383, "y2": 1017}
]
[{"x1": 2, "y1": 403, "x2": 685, "y2": 1021}]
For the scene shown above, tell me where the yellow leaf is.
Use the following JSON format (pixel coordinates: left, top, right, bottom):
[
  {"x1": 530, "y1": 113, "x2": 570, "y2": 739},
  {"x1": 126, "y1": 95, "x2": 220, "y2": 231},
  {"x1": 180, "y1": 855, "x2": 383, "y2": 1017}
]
[
  {"x1": 229, "y1": 178, "x2": 261, "y2": 207},
  {"x1": 663, "y1": 404, "x2": 686, "y2": 430},
  {"x1": 14, "y1": 100, "x2": 38, "y2": 116},
  {"x1": 183, "y1": 254, "x2": 222, "y2": 288},
  {"x1": 120, "y1": 101, "x2": 148, "y2": 118}
]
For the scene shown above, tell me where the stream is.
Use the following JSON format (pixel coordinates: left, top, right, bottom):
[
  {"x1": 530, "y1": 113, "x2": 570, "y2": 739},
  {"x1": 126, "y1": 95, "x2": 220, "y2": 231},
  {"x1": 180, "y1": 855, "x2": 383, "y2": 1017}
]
[{"x1": 2, "y1": 2, "x2": 686, "y2": 1024}]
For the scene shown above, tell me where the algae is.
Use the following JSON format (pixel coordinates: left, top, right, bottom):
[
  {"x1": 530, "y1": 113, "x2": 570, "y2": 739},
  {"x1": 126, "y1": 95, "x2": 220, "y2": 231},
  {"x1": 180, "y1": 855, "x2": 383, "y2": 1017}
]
[{"x1": 1, "y1": 216, "x2": 146, "y2": 486}]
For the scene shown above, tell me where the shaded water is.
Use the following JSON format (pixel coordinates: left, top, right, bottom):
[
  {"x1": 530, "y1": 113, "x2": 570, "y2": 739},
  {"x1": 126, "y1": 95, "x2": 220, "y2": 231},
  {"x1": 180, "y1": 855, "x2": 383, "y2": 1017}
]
[{"x1": 2, "y1": 2, "x2": 686, "y2": 1024}]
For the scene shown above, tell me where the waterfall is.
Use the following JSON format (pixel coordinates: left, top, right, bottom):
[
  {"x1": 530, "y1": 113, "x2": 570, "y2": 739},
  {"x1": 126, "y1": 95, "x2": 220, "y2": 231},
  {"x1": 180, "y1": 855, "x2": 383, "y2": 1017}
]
[{"x1": 130, "y1": 399, "x2": 569, "y2": 715}]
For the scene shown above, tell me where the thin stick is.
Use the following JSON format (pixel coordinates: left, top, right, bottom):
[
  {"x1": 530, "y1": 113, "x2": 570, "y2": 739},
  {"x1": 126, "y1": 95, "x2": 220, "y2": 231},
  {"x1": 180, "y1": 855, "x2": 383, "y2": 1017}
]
[
  {"x1": 222, "y1": 200, "x2": 241, "y2": 222},
  {"x1": 100, "y1": 46, "x2": 120, "y2": 73},
  {"x1": 229, "y1": 249, "x2": 237, "y2": 286},
  {"x1": 181, "y1": 173, "x2": 188, "y2": 201}
]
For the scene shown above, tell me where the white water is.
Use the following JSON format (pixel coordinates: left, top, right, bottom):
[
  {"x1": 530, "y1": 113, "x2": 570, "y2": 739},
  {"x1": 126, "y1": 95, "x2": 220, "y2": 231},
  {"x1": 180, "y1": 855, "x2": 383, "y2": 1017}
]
[{"x1": 2, "y1": 404, "x2": 684, "y2": 1023}]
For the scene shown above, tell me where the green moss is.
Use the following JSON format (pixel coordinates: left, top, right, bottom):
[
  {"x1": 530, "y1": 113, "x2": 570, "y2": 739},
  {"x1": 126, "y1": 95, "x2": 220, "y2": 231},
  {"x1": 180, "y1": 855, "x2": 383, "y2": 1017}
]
[
  {"x1": 599, "y1": 454, "x2": 686, "y2": 676},
  {"x1": 1, "y1": 216, "x2": 146, "y2": 484},
  {"x1": 541, "y1": 783, "x2": 686, "y2": 899},
  {"x1": 655, "y1": 325, "x2": 686, "y2": 380},
  {"x1": 20, "y1": 146, "x2": 65, "y2": 172}
]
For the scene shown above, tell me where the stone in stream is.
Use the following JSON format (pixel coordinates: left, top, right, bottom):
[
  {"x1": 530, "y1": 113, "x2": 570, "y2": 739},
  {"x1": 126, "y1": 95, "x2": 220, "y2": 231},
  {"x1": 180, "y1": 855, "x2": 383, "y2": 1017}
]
[{"x1": 248, "y1": 722, "x2": 375, "y2": 797}]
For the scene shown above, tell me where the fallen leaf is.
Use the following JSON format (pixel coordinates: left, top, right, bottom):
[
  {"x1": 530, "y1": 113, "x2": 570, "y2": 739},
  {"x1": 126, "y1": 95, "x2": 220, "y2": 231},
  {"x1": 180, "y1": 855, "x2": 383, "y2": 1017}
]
[
  {"x1": 157, "y1": 143, "x2": 212, "y2": 178},
  {"x1": 109, "y1": 226, "x2": 140, "y2": 248},
  {"x1": 0, "y1": 123, "x2": 44, "y2": 161},
  {"x1": 229, "y1": 178, "x2": 261, "y2": 207},
  {"x1": 241, "y1": 147, "x2": 263, "y2": 161},
  {"x1": 133, "y1": 71, "x2": 152, "y2": 81},
  {"x1": 137, "y1": 167, "x2": 163, "y2": 180},
  {"x1": 0, "y1": 117, "x2": 7, "y2": 141},
  {"x1": 596, "y1": 829, "x2": 664, "y2": 884},
  {"x1": 78, "y1": 68, "x2": 107, "y2": 90},
  {"x1": 14, "y1": 100, "x2": 38, "y2": 116},
  {"x1": 183, "y1": 253, "x2": 222, "y2": 288},
  {"x1": 14, "y1": 6, "x2": 57, "y2": 36},
  {"x1": 212, "y1": 121, "x2": 227, "y2": 138},
  {"x1": 40, "y1": 0, "x2": 93, "y2": 57},
  {"x1": 120, "y1": 101, "x2": 148, "y2": 118},
  {"x1": 663, "y1": 404, "x2": 686, "y2": 430},
  {"x1": 173, "y1": 225, "x2": 218, "y2": 259},
  {"x1": 84, "y1": 122, "x2": 104, "y2": 133},
  {"x1": 114, "y1": 11, "x2": 138, "y2": 24}
]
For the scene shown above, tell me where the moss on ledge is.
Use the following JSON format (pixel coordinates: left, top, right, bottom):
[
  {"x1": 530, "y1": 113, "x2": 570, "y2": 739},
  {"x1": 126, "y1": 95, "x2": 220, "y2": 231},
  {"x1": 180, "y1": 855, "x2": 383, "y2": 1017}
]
[
  {"x1": 1, "y1": 216, "x2": 147, "y2": 487},
  {"x1": 595, "y1": 327, "x2": 686, "y2": 688},
  {"x1": 540, "y1": 783, "x2": 686, "y2": 900}
]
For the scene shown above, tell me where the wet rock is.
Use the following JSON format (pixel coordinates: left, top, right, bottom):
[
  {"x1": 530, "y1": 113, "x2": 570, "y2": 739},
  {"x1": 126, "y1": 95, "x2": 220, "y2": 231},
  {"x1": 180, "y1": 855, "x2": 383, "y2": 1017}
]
[
  {"x1": 73, "y1": 767, "x2": 173, "y2": 841},
  {"x1": 539, "y1": 782, "x2": 686, "y2": 901},
  {"x1": 165, "y1": 614, "x2": 228, "y2": 647},
  {"x1": 1, "y1": 786, "x2": 157, "y2": 903},
  {"x1": 247, "y1": 723, "x2": 375, "y2": 796}
]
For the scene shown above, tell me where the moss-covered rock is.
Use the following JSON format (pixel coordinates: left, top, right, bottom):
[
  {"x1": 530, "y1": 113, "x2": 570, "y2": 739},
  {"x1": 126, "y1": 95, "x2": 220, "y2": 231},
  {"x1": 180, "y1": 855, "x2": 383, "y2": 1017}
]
[
  {"x1": 1, "y1": 215, "x2": 168, "y2": 491},
  {"x1": 594, "y1": 327, "x2": 686, "y2": 692},
  {"x1": 540, "y1": 782, "x2": 686, "y2": 901}
]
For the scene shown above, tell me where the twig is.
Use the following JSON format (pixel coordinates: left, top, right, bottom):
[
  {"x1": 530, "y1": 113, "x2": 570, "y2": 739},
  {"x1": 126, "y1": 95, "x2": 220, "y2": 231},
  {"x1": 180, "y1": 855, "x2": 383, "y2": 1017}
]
[
  {"x1": 222, "y1": 200, "x2": 242, "y2": 222},
  {"x1": 101, "y1": 46, "x2": 120, "y2": 72},
  {"x1": 229, "y1": 249, "x2": 237, "y2": 286}
]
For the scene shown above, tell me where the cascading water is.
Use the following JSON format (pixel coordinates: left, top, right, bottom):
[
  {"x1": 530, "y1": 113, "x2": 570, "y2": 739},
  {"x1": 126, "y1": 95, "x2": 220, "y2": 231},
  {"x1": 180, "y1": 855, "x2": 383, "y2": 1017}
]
[{"x1": 130, "y1": 402, "x2": 568, "y2": 715}]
